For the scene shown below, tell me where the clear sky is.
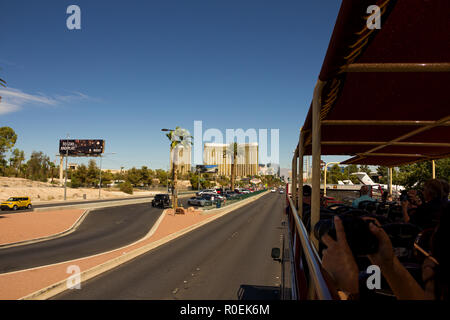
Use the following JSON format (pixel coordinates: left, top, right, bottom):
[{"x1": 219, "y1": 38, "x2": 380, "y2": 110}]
[{"x1": 0, "y1": 0, "x2": 348, "y2": 170}]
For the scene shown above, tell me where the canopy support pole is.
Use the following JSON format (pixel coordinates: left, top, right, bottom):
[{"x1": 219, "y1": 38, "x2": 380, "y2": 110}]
[
  {"x1": 292, "y1": 151, "x2": 298, "y2": 209},
  {"x1": 298, "y1": 129, "x2": 305, "y2": 218},
  {"x1": 388, "y1": 167, "x2": 393, "y2": 195},
  {"x1": 432, "y1": 160, "x2": 436, "y2": 179},
  {"x1": 311, "y1": 80, "x2": 325, "y2": 248}
]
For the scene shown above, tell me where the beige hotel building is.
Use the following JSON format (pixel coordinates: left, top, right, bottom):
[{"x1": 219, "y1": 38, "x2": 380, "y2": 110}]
[
  {"x1": 203, "y1": 143, "x2": 258, "y2": 177},
  {"x1": 170, "y1": 145, "x2": 192, "y2": 175}
]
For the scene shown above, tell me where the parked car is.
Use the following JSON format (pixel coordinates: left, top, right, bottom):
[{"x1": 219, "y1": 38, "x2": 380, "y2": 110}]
[
  {"x1": 151, "y1": 194, "x2": 171, "y2": 208},
  {"x1": 1, "y1": 197, "x2": 32, "y2": 211},
  {"x1": 187, "y1": 196, "x2": 212, "y2": 207},
  {"x1": 196, "y1": 189, "x2": 218, "y2": 196},
  {"x1": 202, "y1": 192, "x2": 224, "y2": 201},
  {"x1": 223, "y1": 191, "x2": 238, "y2": 200},
  {"x1": 201, "y1": 194, "x2": 222, "y2": 204}
]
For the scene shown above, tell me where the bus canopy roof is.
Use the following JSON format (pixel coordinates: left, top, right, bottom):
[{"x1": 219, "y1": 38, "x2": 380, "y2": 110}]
[{"x1": 300, "y1": 0, "x2": 450, "y2": 167}]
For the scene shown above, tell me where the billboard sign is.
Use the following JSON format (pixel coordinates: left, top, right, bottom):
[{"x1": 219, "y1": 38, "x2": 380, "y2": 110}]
[
  {"x1": 196, "y1": 165, "x2": 218, "y2": 173},
  {"x1": 59, "y1": 139, "x2": 105, "y2": 156}
]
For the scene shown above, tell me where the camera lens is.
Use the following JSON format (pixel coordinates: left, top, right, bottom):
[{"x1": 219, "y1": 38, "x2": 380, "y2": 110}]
[{"x1": 315, "y1": 214, "x2": 379, "y2": 256}]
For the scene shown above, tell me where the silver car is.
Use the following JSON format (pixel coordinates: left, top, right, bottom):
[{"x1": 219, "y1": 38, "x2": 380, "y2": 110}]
[{"x1": 187, "y1": 196, "x2": 212, "y2": 207}]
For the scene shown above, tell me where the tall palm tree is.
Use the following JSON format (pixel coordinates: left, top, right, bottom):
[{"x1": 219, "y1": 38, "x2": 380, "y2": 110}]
[
  {"x1": 0, "y1": 73, "x2": 6, "y2": 103},
  {"x1": 226, "y1": 142, "x2": 244, "y2": 191},
  {"x1": 166, "y1": 127, "x2": 193, "y2": 210}
]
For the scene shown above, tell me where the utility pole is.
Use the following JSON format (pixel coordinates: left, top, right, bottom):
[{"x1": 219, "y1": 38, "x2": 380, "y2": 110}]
[
  {"x1": 64, "y1": 134, "x2": 69, "y2": 201},
  {"x1": 323, "y1": 161, "x2": 340, "y2": 197},
  {"x1": 99, "y1": 155, "x2": 103, "y2": 199}
]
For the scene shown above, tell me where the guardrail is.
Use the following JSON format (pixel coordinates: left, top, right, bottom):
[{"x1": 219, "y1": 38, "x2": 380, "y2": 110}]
[{"x1": 286, "y1": 195, "x2": 334, "y2": 300}]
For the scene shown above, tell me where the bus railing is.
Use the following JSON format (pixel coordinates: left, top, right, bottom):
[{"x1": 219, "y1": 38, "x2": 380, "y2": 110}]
[{"x1": 286, "y1": 195, "x2": 334, "y2": 300}]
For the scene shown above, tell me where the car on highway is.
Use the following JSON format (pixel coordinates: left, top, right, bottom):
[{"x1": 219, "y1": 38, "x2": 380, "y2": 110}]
[
  {"x1": 187, "y1": 196, "x2": 213, "y2": 207},
  {"x1": 196, "y1": 189, "x2": 218, "y2": 196},
  {"x1": 1, "y1": 197, "x2": 32, "y2": 211},
  {"x1": 151, "y1": 194, "x2": 171, "y2": 208}
]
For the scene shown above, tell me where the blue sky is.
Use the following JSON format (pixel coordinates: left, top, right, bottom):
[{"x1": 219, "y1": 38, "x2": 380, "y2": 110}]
[{"x1": 0, "y1": 0, "x2": 348, "y2": 170}]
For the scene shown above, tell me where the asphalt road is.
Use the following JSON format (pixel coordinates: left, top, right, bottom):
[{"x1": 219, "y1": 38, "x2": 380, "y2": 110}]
[
  {"x1": 0, "y1": 203, "x2": 164, "y2": 274},
  {"x1": 33, "y1": 195, "x2": 152, "y2": 209},
  {"x1": 54, "y1": 192, "x2": 289, "y2": 300}
]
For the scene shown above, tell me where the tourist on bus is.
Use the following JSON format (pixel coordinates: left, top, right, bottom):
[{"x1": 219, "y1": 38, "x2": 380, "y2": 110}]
[
  {"x1": 438, "y1": 179, "x2": 449, "y2": 204},
  {"x1": 402, "y1": 179, "x2": 444, "y2": 229},
  {"x1": 351, "y1": 185, "x2": 375, "y2": 208},
  {"x1": 302, "y1": 185, "x2": 312, "y2": 208},
  {"x1": 321, "y1": 206, "x2": 449, "y2": 300}
]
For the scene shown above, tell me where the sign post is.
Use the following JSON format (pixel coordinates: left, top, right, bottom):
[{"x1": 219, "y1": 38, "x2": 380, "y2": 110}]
[{"x1": 59, "y1": 139, "x2": 105, "y2": 201}]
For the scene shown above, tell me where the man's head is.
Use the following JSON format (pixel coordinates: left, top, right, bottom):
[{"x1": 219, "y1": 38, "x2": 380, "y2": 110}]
[
  {"x1": 360, "y1": 185, "x2": 369, "y2": 196},
  {"x1": 303, "y1": 185, "x2": 312, "y2": 205},
  {"x1": 423, "y1": 179, "x2": 444, "y2": 202},
  {"x1": 438, "y1": 179, "x2": 449, "y2": 200}
]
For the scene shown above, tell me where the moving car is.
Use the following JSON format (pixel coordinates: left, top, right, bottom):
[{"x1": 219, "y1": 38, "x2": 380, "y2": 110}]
[
  {"x1": 279, "y1": 189, "x2": 284, "y2": 194},
  {"x1": 1, "y1": 197, "x2": 32, "y2": 211},
  {"x1": 151, "y1": 194, "x2": 171, "y2": 208},
  {"x1": 187, "y1": 196, "x2": 212, "y2": 207},
  {"x1": 271, "y1": 188, "x2": 276, "y2": 193}
]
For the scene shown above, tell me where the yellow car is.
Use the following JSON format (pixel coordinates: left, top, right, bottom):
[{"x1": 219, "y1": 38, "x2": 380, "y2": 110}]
[{"x1": 1, "y1": 197, "x2": 33, "y2": 211}]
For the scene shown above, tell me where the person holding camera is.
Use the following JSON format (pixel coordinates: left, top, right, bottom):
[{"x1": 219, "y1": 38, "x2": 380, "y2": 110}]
[
  {"x1": 321, "y1": 208, "x2": 449, "y2": 300},
  {"x1": 402, "y1": 179, "x2": 444, "y2": 229}
]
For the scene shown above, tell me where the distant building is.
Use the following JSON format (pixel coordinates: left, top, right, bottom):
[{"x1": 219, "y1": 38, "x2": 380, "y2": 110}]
[
  {"x1": 258, "y1": 163, "x2": 278, "y2": 176},
  {"x1": 68, "y1": 163, "x2": 78, "y2": 170},
  {"x1": 203, "y1": 143, "x2": 258, "y2": 177},
  {"x1": 170, "y1": 145, "x2": 191, "y2": 175}
]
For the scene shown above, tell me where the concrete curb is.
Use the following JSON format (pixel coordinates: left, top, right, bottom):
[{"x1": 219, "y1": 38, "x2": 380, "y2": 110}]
[
  {"x1": 0, "y1": 209, "x2": 91, "y2": 250},
  {"x1": 20, "y1": 191, "x2": 269, "y2": 300},
  {"x1": 32, "y1": 192, "x2": 196, "y2": 212}
]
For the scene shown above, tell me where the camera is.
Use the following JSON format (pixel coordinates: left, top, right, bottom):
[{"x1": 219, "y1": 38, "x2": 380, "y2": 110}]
[
  {"x1": 314, "y1": 214, "x2": 379, "y2": 256},
  {"x1": 400, "y1": 190, "x2": 409, "y2": 202}
]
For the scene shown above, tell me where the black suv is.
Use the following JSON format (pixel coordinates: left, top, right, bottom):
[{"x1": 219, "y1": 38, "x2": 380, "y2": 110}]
[{"x1": 151, "y1": 194, "x2": 171, "y2": 208}]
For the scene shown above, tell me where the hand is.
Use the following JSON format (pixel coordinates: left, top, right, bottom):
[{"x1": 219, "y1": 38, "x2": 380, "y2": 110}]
[
  {"x1": 367, "y1": 222, "x2": 395, "y2": 271},
  {"x1": 321, "y1": 216, "x2": 359, "y2": 294}
]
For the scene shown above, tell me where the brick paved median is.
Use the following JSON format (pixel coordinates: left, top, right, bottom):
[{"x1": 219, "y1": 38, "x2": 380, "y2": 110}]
[
  {"x1": 0, "y1": 209, "x2": 86, "y2": 246},
  {"x1": 0, "y1": 210, "x2": 210, "y2": 299}
]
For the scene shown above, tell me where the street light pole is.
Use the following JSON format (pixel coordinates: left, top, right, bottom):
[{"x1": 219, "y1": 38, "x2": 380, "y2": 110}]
[
  {"x1": 64, "y1": 134, "x2": 69, "y2": 201},
  {"x1": 161, "y1": 128, "x2": 175, "y2": 208},
  {"x1": 323, "y1": 161, "x2": 341, "y2": 197},
  {"x1": 99, "y1": 155, "x2": 103, "y2": 199}
]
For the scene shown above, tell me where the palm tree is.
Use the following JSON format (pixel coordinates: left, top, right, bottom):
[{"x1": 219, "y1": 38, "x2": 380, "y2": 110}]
[
  {"x1": 226, "y1": 142, "x2": 244, "y2": 191},
  {"x1": 165, "y1": 127, "x2": 193, "y2": 210},
  {"x1": 0, "y1": 73, "x2": 6, "y2": 103}
]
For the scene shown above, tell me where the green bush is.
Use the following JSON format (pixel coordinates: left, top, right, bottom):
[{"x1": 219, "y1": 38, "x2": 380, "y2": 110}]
[{"x1": 119, "y1": 181, "x2": 133, "y2": 194}]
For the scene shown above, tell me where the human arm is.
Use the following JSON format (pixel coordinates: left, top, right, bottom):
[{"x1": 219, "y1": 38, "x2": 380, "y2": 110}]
[
  {"x1": 367, "y1": 223, "x2": 426, "y2": 300},
  {"x1": 321, "y1": 216, "x2": 360, "y2": 296}
]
